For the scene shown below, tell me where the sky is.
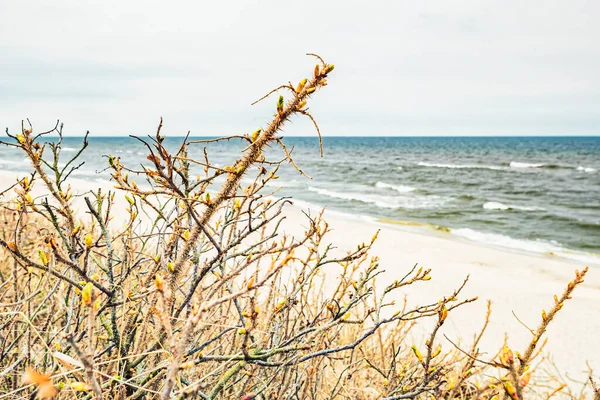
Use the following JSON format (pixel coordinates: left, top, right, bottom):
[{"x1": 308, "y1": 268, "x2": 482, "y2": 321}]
[{"x1": 1, "y1": 1, "x2": 599, "y2": 137}]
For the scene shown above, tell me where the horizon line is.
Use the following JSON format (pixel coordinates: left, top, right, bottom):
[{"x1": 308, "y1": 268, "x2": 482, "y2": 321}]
[{"x1": 28, "y1": 134, "x2": 600, "y2": 138}]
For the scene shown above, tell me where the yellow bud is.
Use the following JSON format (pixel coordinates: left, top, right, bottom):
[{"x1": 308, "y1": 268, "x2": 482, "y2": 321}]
[
  {"x1": 296, "y1": 78, "x2": 308, "y2": 93},
  {"x1": 166, "y1": 261, "x2": 175, "y2": 273},
  {"x1": 154, "y1": 254, "x2": 161, "y2": 263},
  {"x1": 91, "y1": 273, "x2": 100, "y2": 281},
  {"x1": 125, "y1": 195, "x2": 134, "y2": 206},
  {"x1": 306, "y1": 87, "x2": 316, "y2": 94},
  {"x1": 422, "y1": 275, "x2": 432, "y2": 281},
  {"x1": 251, "y1": 128, "x2": 262, "y2": 142},
  {"x1": 81, "y1": 282, "x2": 93, "y2": 307},
  {"x1": 16, "y1": 134, "x2": 26, "y2": 144},
  {"x1": 70, "y1": 382, "x2": 92, "y2": 391},
  {"x1": 519, "y1": 370, "x2": 531, "y2": 387},
  {"x1": 297, "y1": 100, "x2": 307, "y2": 110},
  {"x1": 25, "y1": 193, "x2": 33, "y2": 204},
  {"x1": 155, "y1": 274, "x2": 164, "y2": 292},
  {"x1": 84, "y1": 233, "x2": 93, "y2": 249},
  {"x1": 234, "y1": 199, "x2": 241, "y2": 209},
  {"x1": 503, "y1": 380, "x2": 517, "y2": 398},
  {"x1": 71, "y1": 224, "x2": 82, "y2": 236},
  {"x1": 183, "y1": 229, "x2": 190, "y2": 241},
  {"x1": 325, "y1": 64, "x2": 335, "y2": 74},
  {"x1": 439, "y1": 305, "x2": 448, "y2": 323},
  {"x1": 411, "y1": 345, "x2": 424, "y2": 364},
  {"x1": 237, "y1": 328, "x2": 247, "y2": 335},
  {"x1": 247, "y1": 276, "x2": 255, "y2": 290},
  {"x1": 313, "y1": 64, "x2": 320, "y2": 78},
  {"x1": 431, "y1": 345, "x2": 442, "y2": 358},
  {"x1": 383, "y1": 378, "x2": 389, "y2": 386},
  {"x1": 93, "y1": 298, "x2": 101, "y2": 313},
  {"x1": 180, "y1": 361, "x2": 195, "y2": 370},
  {"x1": 541, "y1": 309, "x2": 547, "y2": 321},
  {"x1": 274, "y1": 299, "x2": 286, "y2": 313},
  {"x1": 500, "y1": 345, "x2": 514, "y2": 365},
  {"x1": 38, "y1": 250, "x2": 49, "y2": 266}
]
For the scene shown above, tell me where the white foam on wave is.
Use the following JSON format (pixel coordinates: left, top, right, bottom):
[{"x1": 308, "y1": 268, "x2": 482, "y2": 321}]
[
  {"x1": 375, "y1": 181, "x2": 415, "y2": 193},
  {"x1": 451, "y1": 228, "x2": 600, "y2": 265},
  {"x1": 577, "y1": 166, "x2": 597, "y2": 173},
  {"x1": 509, "y1": 161, "x2": 545, "y2": 169},
  {"x1": 290, "y1": 198, "x2": 376, "y2": 223},
  {"x1": 483, "y1": 201, "x2": 545, "y2": 211},
  {"x1": 307, "y1": 186, "x2": 448, "y2": 209},
  {"x1": 61, "y1": 147, "x2": 78, "y2": 152},
  {"x1": 417, "y1": 162, "x2": 504, "y2": 171}
]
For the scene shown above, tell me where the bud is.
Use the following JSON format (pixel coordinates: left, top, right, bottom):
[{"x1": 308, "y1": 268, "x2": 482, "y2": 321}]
[
  {"x1": 297, "y1": 100, "x2": 307, "y2": 110},
  {"x1": 125, "y1": 195, "x2": 134, "y2": 206},
  {"x1": 167, "y1": 261, "x2": 175, "y2": 273},
  {"x1": 296, "y1": 78, "x2": 308, "y2": 93},
  {"x1": 500, "y1": 346, "x2": 514, "y2": 366},
  {"x1": 84, "y1": 233, "x2": 93, "y2": 249},
  {"x1": 503, "y1": 381, "x2": 517, "y2": 399},
  {"x1": 247, "y1": 276, "x2": 255, "y2": 290},
  {"x1": 183, "y1": 229, "x2": 190, "y2": 241},
  {"x1": 70, "y1": 382, "x2": 92, "y2": 392},
  {"x1": 93, "y1": 298, "x2": 101, "y2": 313},
  {"x1": 324, "y1": 64, "x2": 335, "y2": 74},
  {"x1": 439, "y1": 305, "x2": 448, "y2": 323},
  {"x1": 71, "y1": 224, "x2": 82, "y2": 236},
  {"x1": 6, "y1": 241, "x2": 17, "y2": 252},
  {"x1": 422, "y1": 275, "x2": 432, "y2": 281},
  {"x1": 306, "y1": 87, "x2": 316, "y2": 94},
  {"x1": 277, "y1": 95, "x2": 284, "y2": 115},
  {"x1": 313, "y1": 64, "x2": 320, "y2": 78},
  {"x1": 38, "y1": 250, "x2": 49, "y2": 266},
  {"x1": 251, "y1": 128, "x2": 262, "y2": 142},
  {"x1": 431, "y1": 345, "x2": 442, "y2": 358},
  {"x1": 411, "y1": 345, "x2": 424, "y2": 364},
  {"x1": 155, "y1": 274, "x2": 164, "y2": 292},
  {"x1": 81, "y1": 282, "x2": 93, "y2": 307},
  {"x1": 237, "y1": 328, "x2": 247, "y2": 335},
  {"x1": 519, "y1": 370, "x2": 531, "y2": 387},
  {"x1": 541, "y1": 309, "x2": 547, "y2": 321},
  {"x1": 274, "y1": 299, "x2": 286, "y2": 313}
]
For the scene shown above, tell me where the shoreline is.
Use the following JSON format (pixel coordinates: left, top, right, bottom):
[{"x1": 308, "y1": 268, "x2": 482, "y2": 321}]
[
  {"x1": 279, "y1": 201, "x2": 600, "y2": 386},
  {"x1": 291, "y1": 198, "x2": 600, "y2": 268}
]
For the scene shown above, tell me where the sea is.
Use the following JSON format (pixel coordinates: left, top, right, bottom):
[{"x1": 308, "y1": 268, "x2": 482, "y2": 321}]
[{"x1": 1, "y1": 136, "x2": 599, "y2": 265}]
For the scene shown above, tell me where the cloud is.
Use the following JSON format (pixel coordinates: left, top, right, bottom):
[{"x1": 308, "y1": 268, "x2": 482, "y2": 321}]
[{"x1": 1, "y1": 0, "x2": 599, "y2": 136}]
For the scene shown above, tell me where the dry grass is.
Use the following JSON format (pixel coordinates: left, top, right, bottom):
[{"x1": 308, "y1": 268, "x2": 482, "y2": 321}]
[{"x1": 0, "y1": 55, "x2": 598, "y2": 399}]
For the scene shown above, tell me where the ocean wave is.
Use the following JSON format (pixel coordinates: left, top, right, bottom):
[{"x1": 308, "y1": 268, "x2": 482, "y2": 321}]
[
  {"x1": 577, "y1": 166, "x2": 597, "y2": 173},
  {"x1": 375, "y1": 181, "x2": 415, "y2": 193},
  {"x1": 451, "y1": 228, "x2": 600, "y2": 265},
  {"x1": 483, "y1": 201, "x2": 545, "y2": 211},
  {"x1": 508, "y1": 161, "x2": 546, "y2": 169},
  {"x1": 61, "y1": 147, "x2": 78, "y2": 152},
  {"x1": 307, "y1": 186, "x2": 448, "y2": 209},
  {"x1": 417, "y1": 162, "x2": 505, "y2": 171}
]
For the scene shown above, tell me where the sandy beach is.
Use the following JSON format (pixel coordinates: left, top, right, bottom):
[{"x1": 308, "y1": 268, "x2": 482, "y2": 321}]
[
  {"x1": 278, "y1": 202, "x2": 600, "y2": 387},
  {"x1": 2, "y1": 169, "x2": 599, "y2": 389}
]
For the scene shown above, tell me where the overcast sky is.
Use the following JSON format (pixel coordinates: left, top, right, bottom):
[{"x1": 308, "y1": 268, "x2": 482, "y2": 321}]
[{"x1": 1, "y1": 1, "x2": 599, "y2": 136}]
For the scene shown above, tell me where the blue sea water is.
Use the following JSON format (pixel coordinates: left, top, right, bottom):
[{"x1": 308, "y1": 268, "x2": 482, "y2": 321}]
[{"x1": 1, "y1": 136, "x2": 599, "y2": 264}]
